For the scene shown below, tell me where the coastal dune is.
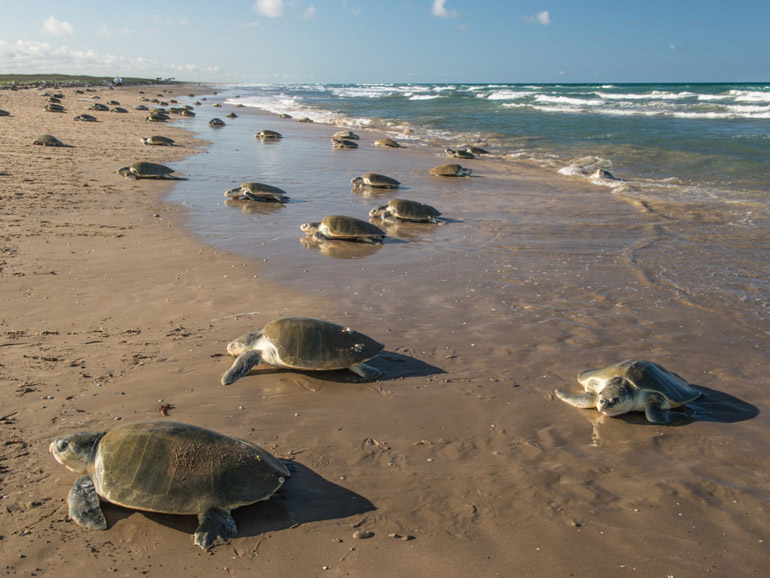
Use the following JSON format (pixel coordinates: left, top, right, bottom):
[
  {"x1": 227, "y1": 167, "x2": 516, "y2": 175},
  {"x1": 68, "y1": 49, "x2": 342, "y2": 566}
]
[{"x1": 1, "y1": 84, "x2": 768, "y2": 577}]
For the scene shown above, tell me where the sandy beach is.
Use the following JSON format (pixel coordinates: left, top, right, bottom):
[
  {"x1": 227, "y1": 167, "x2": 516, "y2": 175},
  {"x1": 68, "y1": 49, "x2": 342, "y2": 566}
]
[{"x1": 1, "y1": 83, "x2": 769, "y2": 578}]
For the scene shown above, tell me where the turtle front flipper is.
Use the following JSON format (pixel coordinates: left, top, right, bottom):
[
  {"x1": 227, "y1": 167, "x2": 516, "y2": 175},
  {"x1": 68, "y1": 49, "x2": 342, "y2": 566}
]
[
  {"x1": 349, "y1": 362, "x2": 383, "y2": 381},
  {"x1": 222, "y1": 350, "x2": 262, "y2": 385},
  {"x1": 194, "y1": 507, "x2": 237, "y2": 550},
  {"x1": 644, "y1": 394, "x2": 674, "y2": 424},
  {"x1": 68, "y1": 475, "x2": 107, "y2": 530},
  {"x1": 555, "y1": 389, "x2": 598, "y2": 409}
]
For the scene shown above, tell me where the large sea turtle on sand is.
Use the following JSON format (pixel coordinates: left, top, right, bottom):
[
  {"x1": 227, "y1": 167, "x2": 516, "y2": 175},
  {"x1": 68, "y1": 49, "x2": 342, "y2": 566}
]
[
  {"x1": 50, "y1": 420, "x2": 289, "y2": 550},
  {"x1": 554, "y1": 359, "x2": 701, "y2": 424},
  {"x1": 301, "y1": 215, "x2": 386, "y2": 244},
  {"x1": 333, "y1": 130, "x2": 359, "y2": 140},
  {"x1": 116, "y1": 161, "x2": 179, "y2": 180},
  {"x1": 222, "y1": 317, "x2": 384, "y2": 385},
  {"x1": 331, "y1": 137, "x2": 358, "y2": 149},
  {"x1": 33, "y1": 134, "x2": 66, "y2": 147},
  {"x1": 351, "y1": 172, "x2": 401, "y2": 189},
  {"x1": 429, "y1": 163, "x2": 472, "y2": 177},
  {"x1": 224, "y1": 182, "x2": 288, "y2": 203},
  {"x1": 369, "y1": 199, "x2": 441, "y2": 223},
  {"x1": 141, "y1": 135, "x2": 175, "y2": 146}
]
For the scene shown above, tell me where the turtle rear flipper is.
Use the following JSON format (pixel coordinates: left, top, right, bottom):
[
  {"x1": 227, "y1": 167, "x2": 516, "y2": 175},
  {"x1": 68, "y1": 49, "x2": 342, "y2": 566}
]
[
  {"x1": 555, "y1": 389, "x2": 597, "y2": 409},
  {"x1": 350, "y1": 362, "x2": 383, "y2": 381},
  {"x1": 69, "y1": 475, "x2": 107, "y2": 530},
  {"x1": 194, "y1": 507, "x2": 237, "y2": 549},
  {"x1": 222, "y1": 350, "x2": 262, "y2": 385}
]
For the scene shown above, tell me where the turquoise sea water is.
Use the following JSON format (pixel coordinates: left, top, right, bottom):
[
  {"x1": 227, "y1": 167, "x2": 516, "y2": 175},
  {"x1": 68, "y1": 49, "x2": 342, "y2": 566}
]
[{"x1": 223, "y1": 82, "x2": 770, "y2": 202}]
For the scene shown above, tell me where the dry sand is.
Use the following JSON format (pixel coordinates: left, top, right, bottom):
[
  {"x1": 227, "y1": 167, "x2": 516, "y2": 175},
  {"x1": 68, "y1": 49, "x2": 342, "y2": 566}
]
[{"x1": 1, "y1": 84, "x2": 768, "y2": 577}]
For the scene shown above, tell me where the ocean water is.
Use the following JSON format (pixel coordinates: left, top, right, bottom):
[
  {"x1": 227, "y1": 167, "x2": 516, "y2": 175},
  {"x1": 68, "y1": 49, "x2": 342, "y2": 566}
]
[
  {"x1": 167, "y1": 83, "x2": 770, "y2": 335},
  {"x1": 221, "y1": 83, "x2": 770, "y2": 202}
]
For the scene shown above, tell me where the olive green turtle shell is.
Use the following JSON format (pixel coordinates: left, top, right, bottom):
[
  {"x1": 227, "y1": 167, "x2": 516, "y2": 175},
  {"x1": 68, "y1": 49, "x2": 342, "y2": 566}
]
[
  {"x1": 578, "y1": 360, "x2": 700, "y2": 405},
  {"x1": 386, "y1": 199, "x2": 441, "y2": 221},
  {"x1": 262, "y1": 317, "x2": 384, "y2": 371},
  {"x1": 91, "y1": 421, "x2": 289, "y2": 514},
  {"x1": 321, "y1": 215, "x2": 385, "y2": 239}
]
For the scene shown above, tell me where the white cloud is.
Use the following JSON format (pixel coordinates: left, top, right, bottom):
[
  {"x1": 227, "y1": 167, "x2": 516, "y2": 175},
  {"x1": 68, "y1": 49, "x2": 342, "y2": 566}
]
[
  {"x1": 254, "y1": 0, "x2": 283, "y2": 18},
  {"x1": 524, "y1": 10, "x2": 551, "y2": 25},
  {"x1": 42, "y1": 17, "x2": 74, "y2": 37},
  {"x1": 303, "y1": 5, "x2": 317, "y2": 19},
  {"x1": 431, "y1": 0, "x2": 459, "y2": 19},
  {"x1": 0, "y1": 39, "x2": 216, "y2": 80}
]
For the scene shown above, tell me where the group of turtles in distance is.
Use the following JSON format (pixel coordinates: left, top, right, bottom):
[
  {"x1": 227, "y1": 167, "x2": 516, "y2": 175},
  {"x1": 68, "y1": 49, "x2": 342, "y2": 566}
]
[{"x1": 26, "y1": 89, "x2": 705, "y2": 550}]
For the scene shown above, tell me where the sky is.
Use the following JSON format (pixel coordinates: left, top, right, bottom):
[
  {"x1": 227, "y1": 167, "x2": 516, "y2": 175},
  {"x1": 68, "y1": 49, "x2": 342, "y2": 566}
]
[{"x1": 0, "y1": 0, "x2": 768, "y2": 84}]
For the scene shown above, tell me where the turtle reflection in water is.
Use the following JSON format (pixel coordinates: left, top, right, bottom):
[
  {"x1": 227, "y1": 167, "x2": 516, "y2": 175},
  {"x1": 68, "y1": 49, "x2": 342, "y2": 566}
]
[{"x1": 50, "y1": 421, "x2": 289, "y2": 549}]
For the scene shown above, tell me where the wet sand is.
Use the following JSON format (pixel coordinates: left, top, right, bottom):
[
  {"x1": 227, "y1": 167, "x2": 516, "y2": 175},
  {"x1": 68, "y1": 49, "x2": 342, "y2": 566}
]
[{"x1": 1, "y1": 85, "x2": 768, "y2": 577}]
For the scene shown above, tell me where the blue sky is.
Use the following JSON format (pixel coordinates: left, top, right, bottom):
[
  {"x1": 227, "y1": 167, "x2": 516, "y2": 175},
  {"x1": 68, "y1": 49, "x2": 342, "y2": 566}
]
[{"x1": 0, "y1": 0, "x2": 767, "y2": 83}]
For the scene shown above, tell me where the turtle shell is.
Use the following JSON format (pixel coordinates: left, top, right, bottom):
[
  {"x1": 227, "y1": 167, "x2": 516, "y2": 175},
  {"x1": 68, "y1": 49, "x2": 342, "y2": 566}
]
[
  {"x1": 385, "y1": 199, "x2": 441, "y2": 221},
  {"x1": 333, "y1": 130, "x2": 359, "y2": 140},
  {"x1": 429, "y1": 163, "x2": 472, "y2": 177},
  {"x1": 240, "y1": 182, "x2": 288, "y2": 201},
  {"x1": 321, "y1": 215, "x2": 385, "y2": 239},
  {"x1": 90, "y1": 421, "x2": 289, "y2": 514},
  {"x1": 33, "y1": 134, "x2": 65, "y2": 147},
  {"x1": 263, "y1": 317, "x2": 384, "y2": 371},
  {"x1": 374, "y1": 138, "x2": 402, "y2": 148},
  {"x1": 130, "y1": 161, "x2": 175, "y2": 177},
  {"x1": 356, "y1": 172, "x2": 400, "y2": 188},
  {"x1": 578, "y1": 360, "x2": 700, "y2": 405},
  {"x1": 256, "y1": 130, "x2": 282, "y2": 139}
]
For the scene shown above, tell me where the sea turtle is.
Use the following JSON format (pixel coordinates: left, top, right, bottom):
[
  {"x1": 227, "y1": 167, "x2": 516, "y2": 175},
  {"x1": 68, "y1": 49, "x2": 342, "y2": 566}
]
[
  {"x1": 0, "y1": 109, "x2": 10, "y2": 117},
  {"x1": 45, "y1": 103, "x2": 65, "y2": 112},
  {"x1": 213, "y1": 103, "x2": 222, "y2": 108},
  {"x1": 89, "y1": 103, "x2": 109, "y2": 111},
  {"x1": 111, "y1": 107, "x2": 128, "y2": 113},
  {"x1": 33, "y1": 134, "x2": 66, "y2": 147},
  {"x1": 226, "y1": 112, "x2": 238, "y2": 118},
  {"x1": 445, "y1": 148, "x2": 475, "y2": 159},
  {"x1": 74, "y1": 114, "x2": 97, "y2": 122},
  {"x1": 141, "y1": 135, "x2": 175, "y2": 146},
  {"x1": 296, "y1": 117, "x2": 313, "y2": 123},
  {"x1": 222, "y1": 317, "x2": 384, "y2": 385},
  {"x1": 331, "y1": 138, "x2": 358, "y2": 149},
  {"x1": 180, "y1": 109, "x2": 196, "y2": 117},
  {"x1": 351, "y1": 172, "x2": 401, "y2": 189},
  {"x1": 301, "y1": 215, "x2": 386, "y2": 244},
  {"x1": 370, "y1": 199, "x2": 441, "y2": 223},
  {"x1": 279, "y1": 113, "x2": 292, "y2": 119},
  {"x1": 463, "y1": 145, "x2": 490, "y2": 155},
  {"x1": 374, "y1": 137, "x2": 404, "y2": 148},
  {"x1": 209, "y1": 118, "x2": 226, "y2": 128},
  {"x1": 146, "y1": 113, "x2": 168, "y2": 122},
  {"x1": 50, "y1": 420, "x2": 289, "y2": 550},
  {"x1": 134, "y1": 105, "x2": 149, "y2": 111},
  {"x1": 224, "y1": 182, "x2": 289, "y2": 203},
  {"x1": 255, "y1": 130, "x2": 282, "y2": 140},
  {"x1": 429, "y1": 163, "x2": 472, "y2": 177},
  {"x1": 116, "y1": 161, "x2": 179, "y2": 180},
  {"x1": 333, "y1": 130, "x2": 359, "y2": 140},
  {"x1": 554, "y1": 359, "x2": 701, "y2": 424}
]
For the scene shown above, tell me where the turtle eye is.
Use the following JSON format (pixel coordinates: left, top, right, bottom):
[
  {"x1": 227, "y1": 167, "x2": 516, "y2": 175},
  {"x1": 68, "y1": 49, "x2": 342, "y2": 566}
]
[{"x1": 57, "y1": 440, "x2": 69, "y2": 452}]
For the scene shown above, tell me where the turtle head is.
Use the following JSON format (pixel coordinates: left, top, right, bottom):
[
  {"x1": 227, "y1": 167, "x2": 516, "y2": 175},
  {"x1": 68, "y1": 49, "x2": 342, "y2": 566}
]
[
  {"x1": 300, "y1": 222, "x2": 321, "y2": 235},
  {"x1": 369, "y1": 205, "x2": 388, "y2": 218},
  {"x1": 596, "y1": 377, "x2": 636, "y2": 417},
  {"x1": 351, "y1": 176, "x2": 364, "y2": 186},
  {"x1": 50, "y1": 431, "x2": 105, "y2": 473},
  {"x1": 226, "y1": 331, "x2": 262, "y2": 357}
]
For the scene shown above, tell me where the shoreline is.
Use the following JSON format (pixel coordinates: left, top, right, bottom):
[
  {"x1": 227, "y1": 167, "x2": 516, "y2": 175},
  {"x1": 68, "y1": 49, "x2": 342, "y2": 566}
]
[{"x1": 2, "y1": 82, "x2": 769, "y2": 577}]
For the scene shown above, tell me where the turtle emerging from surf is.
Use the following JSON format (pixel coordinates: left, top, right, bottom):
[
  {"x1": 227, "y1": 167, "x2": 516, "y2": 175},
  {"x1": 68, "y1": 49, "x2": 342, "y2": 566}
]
[
  {"x1": 255, "y1": 130, "x2": 282, "y2": 140},
  {"x1": 116, "y1": 161, "x2": 179, "y2": 180},
  {"x1": 369, "y1": 199, "x2": 441, "y2": 223},
  {"x1": 209, "y1": 118, "x2": 226, "y2": 128},
  {"x1": 301, "y1": 215, "x2": 386, "y2": 244},
  {"x1": 445, "y1": 148, "x2": 475, "y2": 159},
  {"x1": 554, "y1": 359, "x2": 701, "y2": 424},
  {"x1": 224, "y1": 182, "x2": 289, "y2": 203},
  {"x1": 429, "y1": 163, "x2": 472, "y2": 177},
  {"x1": 222, "y1": 317, "x2": 384, "y2": 385},
  {"x1": 374, "y1": 137, "x2": 404, "y2": 148},
  {"x1": 351, "y1": 172, "x2": 401, "y2": 189},
  {"x1": 333, "y1": 130, "x2": 359, "y2": 140},
  {"x1": 331, "y1": 137, "x2": 358, "y2": 149},
  {"x1": 50, "y1": 420, "x2": 289, "y2": 550}
]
